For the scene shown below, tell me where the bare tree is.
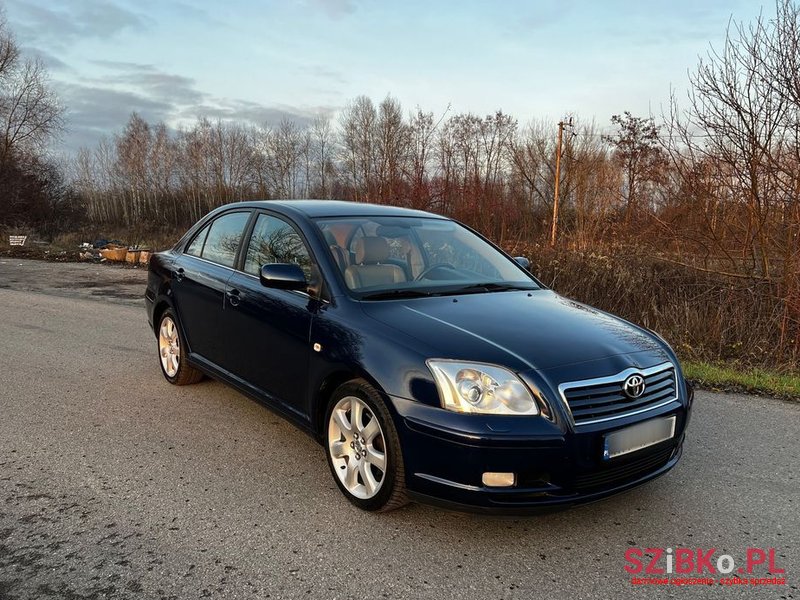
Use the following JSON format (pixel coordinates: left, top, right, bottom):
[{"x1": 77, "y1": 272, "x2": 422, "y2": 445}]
[
  {"x1": 309, "y1": 115, "x2": 336, "y2": 198},
  {"x1": 0, "y1": 10, "x2": 19, "y2": 80},
  {"x1": 509, "y1": 119, "x2": 556, "y2": 215},
  {"x1": 406, "y1": 108, "x2": 436, "y2": 209},
  {"x1": 262, "y1": 118, "x2": 304, "y2": 198},
  {"x1": 603, "y1": 112, "x2": 665, "y2": 224},
  {"x1": 375, "y1": 95, "x2": 408, "y2": 203},
  {"x1": 340, "y1": 95, "x2": 378, "y2": 200},
  {"x1": 0, "y1": 13, "x2": 62, "y2": 162}
]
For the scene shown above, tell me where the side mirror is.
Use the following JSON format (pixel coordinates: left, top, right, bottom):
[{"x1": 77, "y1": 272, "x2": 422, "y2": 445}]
[
  {"x1": 260, "y1": 263, "x2": 308, "y2": 291},
  {"x1": 514, "y1": 256, "x2": 530, "y2": 270}
]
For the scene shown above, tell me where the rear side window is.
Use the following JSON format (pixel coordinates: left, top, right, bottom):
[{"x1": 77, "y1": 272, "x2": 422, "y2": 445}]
[
  {"x1": 244, "y1": 213, "x2": 312, "y2": 279},
  {"x1": 190, "y1": 211, "x2": 251, "y2": 267},
  {"x1": 185, "y1": 224, "x2": 210, "y2": 257}
]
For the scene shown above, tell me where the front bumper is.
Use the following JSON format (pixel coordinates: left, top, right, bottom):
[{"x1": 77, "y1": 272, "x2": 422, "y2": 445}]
[{"x1": 390, "y1": 386, "x2": 691, "y2": 514}]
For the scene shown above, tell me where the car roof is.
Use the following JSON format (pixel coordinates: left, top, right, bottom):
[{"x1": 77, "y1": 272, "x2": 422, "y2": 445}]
[{"x1": 230, "y1": 199, "x2": 447, "y2": 219}]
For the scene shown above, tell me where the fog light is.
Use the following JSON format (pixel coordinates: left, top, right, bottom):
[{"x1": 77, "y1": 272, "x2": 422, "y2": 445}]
[{"x1": 482, "y1": 472, "x2": 516, "y2": 487}]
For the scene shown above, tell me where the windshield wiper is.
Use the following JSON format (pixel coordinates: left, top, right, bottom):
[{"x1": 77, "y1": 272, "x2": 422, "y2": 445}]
[
  {"x1": 360, "y1": 289, "x2": 436, "y2": 300},
  {"x1": 451, "y1": 282, "x2": 536, "y2": 294},
  {"x1": 361, "y1": 283, "x2": 535, "y2": 300}
]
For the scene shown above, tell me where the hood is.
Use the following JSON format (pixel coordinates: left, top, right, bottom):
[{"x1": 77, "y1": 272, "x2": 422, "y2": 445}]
[{"x1": 360, "y1": 289, "x2": 668, "y2": 372}]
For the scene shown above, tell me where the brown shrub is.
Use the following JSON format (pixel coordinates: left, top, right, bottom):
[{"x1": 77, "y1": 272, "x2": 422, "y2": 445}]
[{"x1": 513, "y1": 246, "x2": 793, "y2": 370}]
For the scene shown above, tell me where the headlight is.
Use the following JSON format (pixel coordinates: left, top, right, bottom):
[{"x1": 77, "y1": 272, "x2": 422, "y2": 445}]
[{"x1": 427, "y1": 360, "x2": 539, "y2": 415}]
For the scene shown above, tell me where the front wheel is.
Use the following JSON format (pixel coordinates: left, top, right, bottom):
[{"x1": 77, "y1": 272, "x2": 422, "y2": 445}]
[{"x1": 325, "y1": 380, "x2": 408, "y2": 511}]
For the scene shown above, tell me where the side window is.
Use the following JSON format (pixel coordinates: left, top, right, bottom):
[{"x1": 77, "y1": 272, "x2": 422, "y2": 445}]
[
  {"x1": 244, "y1": 214, "x2": 313, "y2": 279},
  {"x1": 199, "y1": 211, "x2": 251, "y2": 267},
  {"x1": 185, "y1": 224, "x2": 210, "y2": 257}
]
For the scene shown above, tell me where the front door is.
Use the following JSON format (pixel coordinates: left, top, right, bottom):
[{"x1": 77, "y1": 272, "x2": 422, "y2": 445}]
[{"x1": 221, "y1": 212, "x2": 318, "y2": 417}]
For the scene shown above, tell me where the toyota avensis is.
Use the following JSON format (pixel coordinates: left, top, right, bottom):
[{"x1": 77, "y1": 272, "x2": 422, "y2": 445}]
[{"x1": 145, "y1": 200, "x2": 693, "y2": 513}]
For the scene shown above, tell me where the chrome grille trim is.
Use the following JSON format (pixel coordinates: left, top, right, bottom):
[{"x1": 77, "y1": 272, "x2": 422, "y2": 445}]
[{"x1": 558, "y1": 362, "x2": 679, "y2": 427}]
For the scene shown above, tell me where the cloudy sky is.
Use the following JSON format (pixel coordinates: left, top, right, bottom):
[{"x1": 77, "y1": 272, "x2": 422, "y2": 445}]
[{"x1": 6, "y1": 0, "x2": 763, "y2": 154}]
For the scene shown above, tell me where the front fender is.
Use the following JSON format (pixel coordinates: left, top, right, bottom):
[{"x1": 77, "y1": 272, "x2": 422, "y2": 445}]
[{"x1": 306, "y1": 301, "x2": 442, "y2": 436}]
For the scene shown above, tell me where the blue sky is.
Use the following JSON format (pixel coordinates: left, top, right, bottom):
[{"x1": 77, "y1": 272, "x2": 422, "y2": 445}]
[{"x1": 6, "y1": 0, "x2": 764, "y2": 153}]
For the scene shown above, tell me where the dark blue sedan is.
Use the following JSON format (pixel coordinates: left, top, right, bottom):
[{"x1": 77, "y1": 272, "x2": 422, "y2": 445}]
[{"x1": 145, "y1": 200, "x2": 692, "y2": 513}]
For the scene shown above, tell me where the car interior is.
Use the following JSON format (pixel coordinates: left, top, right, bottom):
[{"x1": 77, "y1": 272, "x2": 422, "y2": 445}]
[{"x1": 320, "y1": 223, "x2": 428, "y2": 288}]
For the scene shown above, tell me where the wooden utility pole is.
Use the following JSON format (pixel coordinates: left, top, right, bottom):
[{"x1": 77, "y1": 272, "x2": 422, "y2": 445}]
[{"x1": 550, "y1": 120, "x2": 565, "y2": 247}]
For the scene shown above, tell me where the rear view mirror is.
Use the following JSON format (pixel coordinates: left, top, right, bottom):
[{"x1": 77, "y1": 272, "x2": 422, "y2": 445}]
[
  {"x1": 260, "y1": 263, "x2": 308, "y2": 291},
  {"x1": 514, "y1": 256, "x2": 530, "y2": 270}
]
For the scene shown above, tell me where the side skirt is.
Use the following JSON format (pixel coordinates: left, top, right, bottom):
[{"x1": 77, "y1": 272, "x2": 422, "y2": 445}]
[{"x1": 186, "y1": 352, "x2": 319, "y2": 442}]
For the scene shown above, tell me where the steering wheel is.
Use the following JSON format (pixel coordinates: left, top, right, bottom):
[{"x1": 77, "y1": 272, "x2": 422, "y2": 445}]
[{"x1": 414, "y1": 263, "x2": 458, "y2": 281}]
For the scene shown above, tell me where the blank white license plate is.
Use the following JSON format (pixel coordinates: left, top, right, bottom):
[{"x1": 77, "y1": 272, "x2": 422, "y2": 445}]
[{"x1": 603, "y1": 416, "x2": 676, "y2": 460}]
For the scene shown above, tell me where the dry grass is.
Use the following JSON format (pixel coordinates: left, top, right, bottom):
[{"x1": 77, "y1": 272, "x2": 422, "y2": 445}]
[{"x1": 516, "y1": 246, "x2": 798, "y2": 371}]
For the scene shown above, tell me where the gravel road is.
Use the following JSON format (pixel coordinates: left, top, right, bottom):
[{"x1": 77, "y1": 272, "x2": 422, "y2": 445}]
[{"x1": 0, "y1": 259, "x2": 797, "y2": 599}]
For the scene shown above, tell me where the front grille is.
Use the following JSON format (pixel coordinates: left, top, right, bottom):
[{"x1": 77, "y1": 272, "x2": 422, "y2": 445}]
[
  {"x1": 560, "y1": 363, "x2": 678, "y2": 426},
  {"x1": 570, "y1": 445, "x2": 676, "y2": 491}
]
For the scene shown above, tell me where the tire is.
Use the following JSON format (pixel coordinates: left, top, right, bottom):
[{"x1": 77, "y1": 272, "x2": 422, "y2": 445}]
[
  {"x1": 156, "y1": 309, "x2": 203, "y2": 385},
  {"x1": 325, "y1": 379, "x2": 409, "y2": 512}
]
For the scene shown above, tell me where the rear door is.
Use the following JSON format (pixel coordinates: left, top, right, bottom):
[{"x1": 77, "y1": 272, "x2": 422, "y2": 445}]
[
  {"x1": 221, "y1": 211, "x2": 318, "y2": 414},
  {"x1": 170, "y1": 210, "x2": 252, "y2": 367}
]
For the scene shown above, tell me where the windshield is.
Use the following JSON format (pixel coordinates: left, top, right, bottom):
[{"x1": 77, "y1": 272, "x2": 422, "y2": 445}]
[{"x1": 314, "y1": 216, "x2": 539, "y2": 299}]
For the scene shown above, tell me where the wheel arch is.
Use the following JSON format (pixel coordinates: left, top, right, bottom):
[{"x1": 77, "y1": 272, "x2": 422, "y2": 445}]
[
  {"x1": 311, "y1": 367, "x2": 391, "y2": 442},
  {"x1": 152, "y1": 299, "x2": 173, "y2": 335}
]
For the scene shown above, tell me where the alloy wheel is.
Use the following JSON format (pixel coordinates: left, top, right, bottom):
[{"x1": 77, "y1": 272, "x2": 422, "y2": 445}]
[
  {"x1": 158, "y1": 316, "x2": 180, "y2": 377},
  {"x1": 327, "y1": 396, "x2": 387, "y2": 499}
]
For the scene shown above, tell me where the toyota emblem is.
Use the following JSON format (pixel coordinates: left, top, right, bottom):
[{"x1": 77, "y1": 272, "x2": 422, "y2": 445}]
[{"x1": 623, "y1": 374, "x2": 646, "y2": 399}]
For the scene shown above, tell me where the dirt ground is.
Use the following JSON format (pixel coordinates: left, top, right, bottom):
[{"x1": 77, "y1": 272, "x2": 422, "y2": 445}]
[{"x1": 0, "y1": 258, "x2": 149, "y2": 306}]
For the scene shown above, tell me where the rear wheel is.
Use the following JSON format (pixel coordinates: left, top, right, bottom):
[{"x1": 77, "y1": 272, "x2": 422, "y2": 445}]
[
  {"x1": 325, "y1": 379, "x2": 408, "y2": 511},
  {"x1": 157, "y1": 309, "x2": 203, "y2": 385}
]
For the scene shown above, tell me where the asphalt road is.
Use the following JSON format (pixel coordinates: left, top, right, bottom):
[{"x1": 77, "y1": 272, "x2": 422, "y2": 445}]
[{"x1": 0, "y1": 259, "x2": 797, "y2": 599}]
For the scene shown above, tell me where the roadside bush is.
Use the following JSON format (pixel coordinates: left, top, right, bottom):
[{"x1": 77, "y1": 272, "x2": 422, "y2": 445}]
[{"x1": 514, "y1": 246, "x2": 793, "y2": 370}]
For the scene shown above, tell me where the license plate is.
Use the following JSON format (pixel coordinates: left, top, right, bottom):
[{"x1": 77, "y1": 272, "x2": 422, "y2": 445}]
[{"x1": 603, "y1": 416, "x2": 676, "y2": 460}]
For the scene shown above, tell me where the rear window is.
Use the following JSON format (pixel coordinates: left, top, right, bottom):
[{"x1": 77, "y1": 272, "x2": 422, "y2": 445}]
[
  {"x1": 188, "y1": 211, "x2": 251, "y2": 267},
  {"x1": 185, "y1": 224, "x2": 210, "y2": 257}
]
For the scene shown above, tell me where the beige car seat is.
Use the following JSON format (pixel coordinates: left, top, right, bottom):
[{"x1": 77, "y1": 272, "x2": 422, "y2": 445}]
[{"x1": 344, "y1": 237, "x2": 407, "y2": 289}]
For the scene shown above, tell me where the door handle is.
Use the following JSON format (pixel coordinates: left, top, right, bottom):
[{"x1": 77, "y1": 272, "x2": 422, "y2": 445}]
[
  {"x1": 226, "y1": 288, "x2": 241, "y2": 307},
  {"x1": 174, "y1": 267, "x2": 185, "y2": 282}
]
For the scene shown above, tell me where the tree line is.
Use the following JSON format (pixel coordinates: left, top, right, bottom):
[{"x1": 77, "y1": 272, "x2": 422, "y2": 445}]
[
  {"x1": 3, "y1": 1, "x2": 800, "y2": 365},
  {"x1": 7, "y1": 1, "x2": 797, "y2": 281},
  {"x1": 68, "y1": 1, "x2": 800, "y2": 288}
]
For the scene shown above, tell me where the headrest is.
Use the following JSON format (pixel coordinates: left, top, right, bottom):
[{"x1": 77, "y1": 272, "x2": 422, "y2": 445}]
[{"x1": 353, "y1": 236, "x2": 390, "y2": 264}]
